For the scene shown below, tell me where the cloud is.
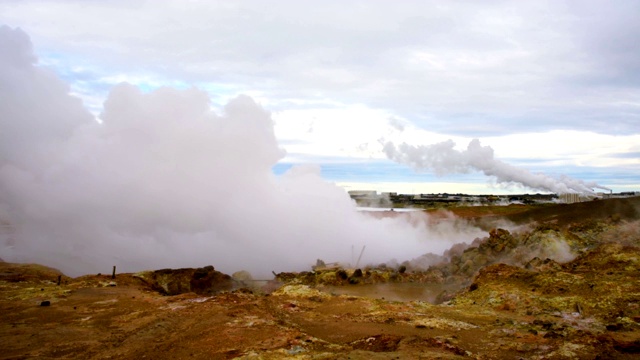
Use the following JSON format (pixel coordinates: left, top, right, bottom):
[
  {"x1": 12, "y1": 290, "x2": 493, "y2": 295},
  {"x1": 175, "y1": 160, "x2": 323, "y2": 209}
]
[
  {"x1": 2, "y1": 1, "x2": 639, "y2": 136},
  {"x1": 0, "y1": 26, "x2": 487, "y2": 277},
  {"x1": 565, "y1": 0, "x2": 640, "y2": 86}
]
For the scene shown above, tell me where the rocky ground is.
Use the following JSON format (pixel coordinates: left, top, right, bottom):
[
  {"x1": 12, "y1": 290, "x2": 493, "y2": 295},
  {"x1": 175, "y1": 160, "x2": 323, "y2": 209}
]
[{"x1": 1, "y1": 197, "x2": 640, "y2": 359}]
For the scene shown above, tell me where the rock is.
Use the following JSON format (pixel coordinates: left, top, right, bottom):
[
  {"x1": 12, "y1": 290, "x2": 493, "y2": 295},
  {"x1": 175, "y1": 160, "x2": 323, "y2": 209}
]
[
  {"x1": 525, "y1": 257, "x2": 543, "y2": 270},
  {"x1": 606, "y1": 323, "x2": 624, "y2": 332},
  {"x1": 348, "y1": 269, "x2": 364, "y2": 284},
  {"x1": 193, "y1": 265, "x2": 214, "y2": 279},
  {"x1": 483, "y1": 228, "x2": 515, "y2": 254},
  {"x1": 613, "y1": 339, "x2": 640, "y2": 353},
  {"x1": 138, "y1": 267, "x2": 237, "y2": 295},
  {"x1": 472, "y1": 253, "x2": 489, "y2": 267},
  {"x1": 335, "y1": 269, "x2": 348, "y2": 282},
  {"x1": 351, "y1": 334, "x2": 403, "y2": 352},
  {"x1": 286, "y1": 345, "x2": 306, "y2": 355},
  {"x1": 460, "y1": 260, "x2": 474, "y2": 275},
  {"x1": 312, "y1": 259, "x2": 326, "y2": 270},
  {"x1": 232, "y1": 270, "x2": 253, "y2": 282},
  {"x1": 40, "y1": 300, "x2": 50, "y2": 306},
  {"x1": 274, "y1": 272, "x2": 298, "y2": 283}
]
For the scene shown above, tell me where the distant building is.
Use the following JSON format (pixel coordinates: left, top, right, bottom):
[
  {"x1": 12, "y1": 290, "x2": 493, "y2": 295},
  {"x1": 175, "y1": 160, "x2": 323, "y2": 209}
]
[
  {"x1": 559, "y1": 193, "x2": 595, "y2": 204},
  {"x1": 348, "y1": 190, "x2": 378, "y2": 199}
]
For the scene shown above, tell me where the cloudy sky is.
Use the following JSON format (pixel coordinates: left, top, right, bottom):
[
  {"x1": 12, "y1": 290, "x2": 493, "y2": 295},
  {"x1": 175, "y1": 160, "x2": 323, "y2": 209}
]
[{"x1": 2, "y1": 0, "x2": 639, "y2": 194}]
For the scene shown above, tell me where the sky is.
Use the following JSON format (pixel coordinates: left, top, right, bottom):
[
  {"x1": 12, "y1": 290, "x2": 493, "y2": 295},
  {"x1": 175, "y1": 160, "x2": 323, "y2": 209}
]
[{"x1": 1, "y1": 0, "x2": 639, "y2": 194}]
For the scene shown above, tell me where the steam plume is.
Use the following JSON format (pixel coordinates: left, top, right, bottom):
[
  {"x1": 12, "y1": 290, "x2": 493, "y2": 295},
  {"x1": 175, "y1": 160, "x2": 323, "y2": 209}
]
[
  {"x1": 383, "y1": 139, "x2": 610, "y2": 195},
  {"x1": 0, "y1": 26, "x2": 485, "y2": 277}
]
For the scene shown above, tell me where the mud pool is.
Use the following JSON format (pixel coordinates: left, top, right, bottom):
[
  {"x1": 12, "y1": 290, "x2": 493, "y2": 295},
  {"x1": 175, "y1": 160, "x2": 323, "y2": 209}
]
[{"x1": 319, "y1": 282, "x2": 462, "y2": 304}]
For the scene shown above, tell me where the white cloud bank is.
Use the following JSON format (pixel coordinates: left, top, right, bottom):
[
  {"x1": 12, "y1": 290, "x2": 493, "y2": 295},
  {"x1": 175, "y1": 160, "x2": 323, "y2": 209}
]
[
  {"x1": 0, "y1": 26, "x2": 486, "y2": 277},
  {"x1": 2, "y1": 0, "x2": 639, "y2": 136}
]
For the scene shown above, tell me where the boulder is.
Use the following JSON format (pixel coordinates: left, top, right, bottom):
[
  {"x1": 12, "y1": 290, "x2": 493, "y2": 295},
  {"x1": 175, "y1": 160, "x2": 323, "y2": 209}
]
[{"x1": 137, "y1": 266, "x2": 237, "y2": 295}]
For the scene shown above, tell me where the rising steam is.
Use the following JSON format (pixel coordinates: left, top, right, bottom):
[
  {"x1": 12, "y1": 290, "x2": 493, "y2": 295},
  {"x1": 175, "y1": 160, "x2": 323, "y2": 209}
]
[
  {"x1": 0, "y1": 26, "x2": 486, "y2": 277},
  {"x1": 383, "y1": 139, "x2": 610, "y2": 195}
]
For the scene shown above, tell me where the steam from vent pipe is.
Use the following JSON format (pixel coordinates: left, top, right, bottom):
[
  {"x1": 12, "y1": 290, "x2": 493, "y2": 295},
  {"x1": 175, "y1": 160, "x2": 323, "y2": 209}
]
[{"x1": 383, "y1": 139, "x2": 611, "y2": 195}]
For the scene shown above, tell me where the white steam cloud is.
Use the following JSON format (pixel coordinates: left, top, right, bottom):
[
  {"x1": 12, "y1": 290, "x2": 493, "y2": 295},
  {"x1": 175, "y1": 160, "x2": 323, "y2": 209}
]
[
  {"x1": 383, "y1": 139, "x2": 610, "y2": 195},
  {"x1": 0, "y1": 26, "x2": 485, "y2": 277}
]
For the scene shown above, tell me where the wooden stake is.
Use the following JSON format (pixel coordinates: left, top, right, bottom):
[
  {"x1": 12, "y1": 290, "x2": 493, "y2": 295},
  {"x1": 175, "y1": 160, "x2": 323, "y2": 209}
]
[
  {"x1": 57, "y1": 275, "x2": 61, "y2": 286},
  {"x1": 112, "y1": 266, "x2": 116, "y2": 279},
  {"x1": 355, "y1": 245, "x2": 366, "y2": 269}
]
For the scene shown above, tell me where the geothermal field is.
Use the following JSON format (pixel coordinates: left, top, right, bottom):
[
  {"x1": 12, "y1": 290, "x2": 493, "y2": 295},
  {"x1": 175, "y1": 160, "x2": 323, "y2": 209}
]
[
  {"x1": 2, "y1": 196, "x2": 640, "y2": 359},
  {"x1": 2, "y1": 5, "x2": 640, "y2": 358}
]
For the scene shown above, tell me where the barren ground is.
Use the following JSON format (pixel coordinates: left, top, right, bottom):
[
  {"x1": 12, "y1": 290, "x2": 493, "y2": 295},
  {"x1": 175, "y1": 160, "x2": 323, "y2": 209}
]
[{"x1": 1, "y1": 197, "x2": 640, "y2": 359}]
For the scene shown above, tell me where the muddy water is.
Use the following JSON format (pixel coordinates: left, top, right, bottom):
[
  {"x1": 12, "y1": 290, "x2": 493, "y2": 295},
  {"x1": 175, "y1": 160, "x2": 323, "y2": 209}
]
[{"x1": 319, "y1": 283, "x2": 463, "y2": 304}]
